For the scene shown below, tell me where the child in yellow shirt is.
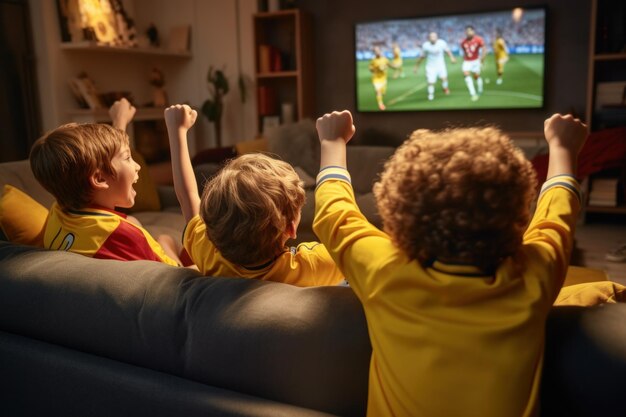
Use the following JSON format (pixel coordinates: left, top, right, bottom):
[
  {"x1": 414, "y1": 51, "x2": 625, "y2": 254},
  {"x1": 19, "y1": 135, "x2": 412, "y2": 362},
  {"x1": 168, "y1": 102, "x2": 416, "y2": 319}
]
[
  {"x1": 313, "y1": 110, "x2": 587, "y2": 417},
  {"x1": 164, "y1": 104, "x2": 343, "y2": 286}
]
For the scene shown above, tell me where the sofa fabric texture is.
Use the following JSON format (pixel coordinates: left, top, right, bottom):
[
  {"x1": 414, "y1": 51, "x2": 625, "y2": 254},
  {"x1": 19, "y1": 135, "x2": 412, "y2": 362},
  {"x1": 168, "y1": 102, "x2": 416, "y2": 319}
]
[{"x1": 0, "y1": 242, "x2": 371, "y2": 416}]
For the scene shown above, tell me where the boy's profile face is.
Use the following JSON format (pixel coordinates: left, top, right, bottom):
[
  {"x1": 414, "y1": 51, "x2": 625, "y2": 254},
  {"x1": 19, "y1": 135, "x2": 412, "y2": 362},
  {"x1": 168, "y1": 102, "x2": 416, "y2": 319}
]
[{"x1": 101, "y1": 144, "x2": 141, "y2": 209}]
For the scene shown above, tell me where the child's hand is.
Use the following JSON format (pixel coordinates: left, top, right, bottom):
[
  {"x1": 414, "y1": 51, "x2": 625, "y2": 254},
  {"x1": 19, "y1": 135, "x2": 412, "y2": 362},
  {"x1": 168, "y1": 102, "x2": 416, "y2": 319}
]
[
  {"x1": 109, "y1": 98, "x2": 136, "y2": 131},
  {"x1": 544, "y1": 114, "x2": 588, "y2": 155},
  {"x1": 164, "y1": 104, "x2": 197, "y2": 133},
  {"x1": 316, "y1": 110, "x2": 355, "y2": 144}
]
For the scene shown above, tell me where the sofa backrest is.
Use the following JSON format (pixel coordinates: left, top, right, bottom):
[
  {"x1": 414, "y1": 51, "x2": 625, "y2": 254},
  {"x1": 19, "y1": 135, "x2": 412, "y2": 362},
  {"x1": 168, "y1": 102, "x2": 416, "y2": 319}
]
[
  {"x1": 266, "y1": 119, "x2": 396, "y2": 195},
  {"x1": 0, "y1": 159, "x2": 55, "y2": 208},
  {"x1": 0, "y1": 242, "x2": 371, "y2": 417}
]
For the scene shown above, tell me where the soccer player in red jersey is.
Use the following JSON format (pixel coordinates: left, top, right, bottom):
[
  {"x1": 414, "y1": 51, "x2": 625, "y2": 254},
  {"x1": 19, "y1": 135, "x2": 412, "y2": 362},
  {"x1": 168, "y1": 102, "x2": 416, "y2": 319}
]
[{"x1": 460, "y1": 25, "x2": 486, "y2": 101}]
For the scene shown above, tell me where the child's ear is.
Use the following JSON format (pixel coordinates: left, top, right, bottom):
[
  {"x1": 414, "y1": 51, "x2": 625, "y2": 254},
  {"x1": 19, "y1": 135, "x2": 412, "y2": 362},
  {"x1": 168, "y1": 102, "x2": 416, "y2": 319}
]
[
  {"x1": 286, "y1": 219, "x2": 298, "y2": 240},
  {"x1": 89, "y1": 170, "x2": 109, "y2": 190}
]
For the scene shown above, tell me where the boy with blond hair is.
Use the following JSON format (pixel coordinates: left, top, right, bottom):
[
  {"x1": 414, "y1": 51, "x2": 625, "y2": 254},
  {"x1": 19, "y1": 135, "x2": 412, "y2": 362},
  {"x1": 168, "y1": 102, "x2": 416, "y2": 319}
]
[
  {"x1": 164, "y1": 104, "x2": 343, "y2": 286},
  {"x1": 314, "y1": 110, "x2": 587, "y2": 417},
  {"x1": 30, "y1": 99, "x2": 180, "y2": 265}
]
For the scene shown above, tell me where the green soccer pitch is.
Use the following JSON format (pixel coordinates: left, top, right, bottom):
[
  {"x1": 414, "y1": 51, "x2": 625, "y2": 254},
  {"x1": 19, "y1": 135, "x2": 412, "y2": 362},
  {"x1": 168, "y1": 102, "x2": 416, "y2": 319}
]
[{"x1": 356, "y1": 54, "x2": 544, "y2": 112}]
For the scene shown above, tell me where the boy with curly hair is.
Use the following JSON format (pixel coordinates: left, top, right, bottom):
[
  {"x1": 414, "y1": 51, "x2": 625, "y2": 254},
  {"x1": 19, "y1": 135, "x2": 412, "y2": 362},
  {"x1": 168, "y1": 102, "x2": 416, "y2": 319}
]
[
  {"x1": 30, "y1": 99, "x2": 181, "y2": 265},
  {"x1": 164, "y1": 104, "x2": 343, "y2": 286},
  {"x1": 313, "y1": 110, "x2": 587, "y2": 417}
]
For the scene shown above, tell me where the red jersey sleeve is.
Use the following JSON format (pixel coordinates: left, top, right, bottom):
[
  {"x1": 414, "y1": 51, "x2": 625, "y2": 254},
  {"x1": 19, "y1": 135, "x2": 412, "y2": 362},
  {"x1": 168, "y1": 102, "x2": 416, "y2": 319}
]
[{"x1": 94, "y1": 221, "x2": 162, "y2": 262}]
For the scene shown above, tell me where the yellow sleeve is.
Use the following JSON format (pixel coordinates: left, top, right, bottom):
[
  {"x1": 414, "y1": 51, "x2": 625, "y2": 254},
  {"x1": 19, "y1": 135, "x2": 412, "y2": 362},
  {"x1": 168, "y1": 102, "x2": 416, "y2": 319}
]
[
  {"x1": 183, "y1": 214, "x2": 221, "y2": 274},
  {"x1": 523, "y1": 175, "x2": 581, "y2": 295},
  {"x1": 313, "y1": 167, "x2": 403, "y2": 297}
]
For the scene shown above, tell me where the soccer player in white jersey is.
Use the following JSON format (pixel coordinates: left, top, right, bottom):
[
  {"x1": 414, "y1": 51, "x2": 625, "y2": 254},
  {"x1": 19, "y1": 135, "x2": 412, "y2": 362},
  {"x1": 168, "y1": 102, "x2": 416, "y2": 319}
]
[{"x1": 414, "y1": 32, "x2": 457, "y2": 101}]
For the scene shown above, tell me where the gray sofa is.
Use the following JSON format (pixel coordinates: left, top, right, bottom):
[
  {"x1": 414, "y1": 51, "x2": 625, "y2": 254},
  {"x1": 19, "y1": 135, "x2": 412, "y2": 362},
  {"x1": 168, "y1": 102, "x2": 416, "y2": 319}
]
[{"x1": 1, "y1": 241, "x2": 626, "y2": 416}]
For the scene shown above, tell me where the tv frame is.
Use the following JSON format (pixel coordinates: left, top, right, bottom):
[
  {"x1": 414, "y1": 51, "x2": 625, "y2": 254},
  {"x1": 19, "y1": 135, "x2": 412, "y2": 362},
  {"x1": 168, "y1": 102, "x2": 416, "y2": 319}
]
[{"x1": 353, "y1": 6, "x2": 548, "y2": 113}]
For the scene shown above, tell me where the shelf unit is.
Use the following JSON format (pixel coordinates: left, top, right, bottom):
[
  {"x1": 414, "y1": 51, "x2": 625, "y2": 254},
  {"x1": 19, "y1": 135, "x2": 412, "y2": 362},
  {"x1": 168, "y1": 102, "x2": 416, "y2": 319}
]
[
  {"x1": 60, "y1": 41, "x2": 192, "y2": 58},
  {"x1": 61, "y1": 40, "x2": 192, "y2": 163},
  {"x1": 585, "y1": 0, "x2": 626, "y2": 131},
  {"x1": 66, "y1": 107, "x2": 166, "y2": 123},
  {"x1": 583, "y1": 0, "x2": 626, "y2": 219},
  {"x1": 253, "y1": 9, "x2": 314, "y2": 134}
]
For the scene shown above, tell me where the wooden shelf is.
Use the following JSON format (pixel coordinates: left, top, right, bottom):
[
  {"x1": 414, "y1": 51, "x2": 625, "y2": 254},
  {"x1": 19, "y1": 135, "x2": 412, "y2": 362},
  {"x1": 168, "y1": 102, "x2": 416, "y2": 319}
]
[
  {"x1": 594, "y1": 53, "x2": 626, "y2": 61},
  {"x1": 585, "y1": 205, "x2": 626, "y2": 214},
  {"x1": 254, "y1": 9, "x2": 299, "y2": 19},
  {"x1": 66, "y1": 107, "x2": 165, "y2": 123},
  {"x1": 256, "y1": 71, "x2": 298, "y2": 79},
  {"x1": 60, "y1": 42, "x2": 191, "y2": 58}
]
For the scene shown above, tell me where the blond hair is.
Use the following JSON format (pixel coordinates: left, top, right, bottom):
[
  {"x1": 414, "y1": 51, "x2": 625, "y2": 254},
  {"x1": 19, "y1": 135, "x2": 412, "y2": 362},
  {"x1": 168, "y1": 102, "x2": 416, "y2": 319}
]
[
  {"x1": 374, "y1": 127, "x2": 537, "y2": 271},
  {"x1": 199, "y1": 153, "x2": 305, "y2": 266},
  {"x1": 30, "y1": 123, "x2": 128, "y2": 210}
]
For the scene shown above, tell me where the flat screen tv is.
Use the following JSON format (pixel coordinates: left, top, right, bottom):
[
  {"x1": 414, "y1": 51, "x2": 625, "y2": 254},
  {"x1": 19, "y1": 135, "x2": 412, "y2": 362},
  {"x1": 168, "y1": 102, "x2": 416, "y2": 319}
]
[{"x1": 355, "y1": 7, "x2": 546, "y2": 112}]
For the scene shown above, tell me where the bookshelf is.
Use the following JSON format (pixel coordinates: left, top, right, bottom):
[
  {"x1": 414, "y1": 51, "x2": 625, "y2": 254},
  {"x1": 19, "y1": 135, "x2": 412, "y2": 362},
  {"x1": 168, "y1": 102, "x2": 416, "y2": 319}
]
[
  {"x1": 253, "y1": 9, "x2": 314, "y2": 135},
  {"x1": 584, "y1": 0, "x2": 626, "y2": 220},
  {"x1": 585, "y1": 0, "x2": 626, "y2": 131}
]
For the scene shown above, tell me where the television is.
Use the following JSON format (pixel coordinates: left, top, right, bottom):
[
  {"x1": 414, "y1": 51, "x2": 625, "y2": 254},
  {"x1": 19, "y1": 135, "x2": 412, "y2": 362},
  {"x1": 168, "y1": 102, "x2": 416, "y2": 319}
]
[{"x1": 355, "y1": 7, "x2": 546, "y2": 112}]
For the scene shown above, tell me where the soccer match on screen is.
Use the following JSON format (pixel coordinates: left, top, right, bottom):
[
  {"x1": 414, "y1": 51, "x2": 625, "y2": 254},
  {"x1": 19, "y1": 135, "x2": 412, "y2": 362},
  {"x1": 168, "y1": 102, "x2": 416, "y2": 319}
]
[{"x1": 355, "y1": 7, "x2": 546, "y2": 112}]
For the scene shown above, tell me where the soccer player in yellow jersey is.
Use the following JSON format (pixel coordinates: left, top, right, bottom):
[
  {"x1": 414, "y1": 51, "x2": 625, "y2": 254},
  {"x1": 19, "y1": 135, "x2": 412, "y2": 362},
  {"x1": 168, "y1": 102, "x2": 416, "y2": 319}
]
[
  {"x1": 164, "y1": 104, "x2": 344, "y2": 287},
  {"x1": 391, "y1": 42, "x2": 405, "y2": 79},
  {"x1": 368, "y1": 46, "x2": 389, "y2": 110},
  {"x1": 313, "y1": 109, "x2": 587, "y2": 417},
  {"x1": 494, "y1": 29, "x2": 509, "y2": 85}
]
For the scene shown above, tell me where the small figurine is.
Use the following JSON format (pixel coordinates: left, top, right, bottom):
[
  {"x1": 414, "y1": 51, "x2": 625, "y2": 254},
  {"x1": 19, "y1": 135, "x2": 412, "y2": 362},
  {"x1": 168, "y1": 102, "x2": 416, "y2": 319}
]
[
  {"x1": 150, "y1": 67, "x2": 168, "y2": 107},
  {"x1": 146, "y1": 23, "x2": 160, "y2": 47}
]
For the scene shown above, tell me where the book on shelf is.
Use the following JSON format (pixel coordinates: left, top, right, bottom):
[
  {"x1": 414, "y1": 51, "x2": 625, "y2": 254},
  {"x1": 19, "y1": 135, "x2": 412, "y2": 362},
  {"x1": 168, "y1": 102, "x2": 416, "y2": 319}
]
[
  {"x1": 588, "y1": 199, "x2": 618, "y2": 207},
  {"x1": 257, "y1": 86, "x2": 277, "y2": 115},
  {"x1": 258, "y1": 44, "x2": 283, "y2": 72},
  {"x1": 588, "y1": 177, "x2": 619, "y2": 207},
  {"x1": 259, "y1": 44, "x2": 272, "y2": 73}
]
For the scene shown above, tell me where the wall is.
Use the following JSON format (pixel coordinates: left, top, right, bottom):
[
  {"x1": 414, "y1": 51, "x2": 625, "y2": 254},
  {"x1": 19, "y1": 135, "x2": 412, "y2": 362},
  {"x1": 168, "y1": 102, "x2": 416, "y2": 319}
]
[
  {"x1": 297, "y1": 0, "x2": 591, "y2": 146},
  {"x1": 28, "y1": 0, "x2": 258, "y2": 155}
]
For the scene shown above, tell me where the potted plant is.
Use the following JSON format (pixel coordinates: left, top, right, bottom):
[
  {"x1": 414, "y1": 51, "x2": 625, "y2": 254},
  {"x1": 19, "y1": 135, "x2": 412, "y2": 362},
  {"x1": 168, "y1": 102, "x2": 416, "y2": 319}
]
[{"x1": 201, "y1": 66, "x2": 229, "y2": 147}]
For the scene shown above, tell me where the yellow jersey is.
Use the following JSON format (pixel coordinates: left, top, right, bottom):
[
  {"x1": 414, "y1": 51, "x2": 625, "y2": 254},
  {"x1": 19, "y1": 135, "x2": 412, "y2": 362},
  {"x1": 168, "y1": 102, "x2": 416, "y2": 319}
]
[
  {"x1": 494, "y1": 37, "x2": 508, "y2": 59},
  {"x1": 392, "y1": 46, "x2": 402, "y2": 66},
  {"x1": 314, "y1": 167, "x2": 581, "y2": 417},
  {"x1": 44, "y1": 202, "x2": 178, "y2": 265},
  {"x1": 183, "y1": 214, "x2": 344, "y2": 286},
  {"x1": 369, "y1": 56, "x2": 389, "y2": 83}
]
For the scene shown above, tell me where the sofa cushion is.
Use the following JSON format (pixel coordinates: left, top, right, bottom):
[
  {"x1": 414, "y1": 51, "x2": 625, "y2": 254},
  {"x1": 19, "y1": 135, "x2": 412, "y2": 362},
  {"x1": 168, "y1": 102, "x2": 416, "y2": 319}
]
[
  {"x1": 129, "y1": 149, "x2": 161, "y2": 213},
  {"x1": 0, "y1": 185, "x2": 47, "y2": 246},
  {"x1": 267, "y1": 119, "x2": 319, "y2": 178},
  {"x1": 0, "y1": 159, "x2": 55, "y2": 208},
  {"x1": 346, "y1": 146, "x2": 395, "y2": 195},
  {"x1": 0, "y1": 242, "x2": 370, "y2": 417}
]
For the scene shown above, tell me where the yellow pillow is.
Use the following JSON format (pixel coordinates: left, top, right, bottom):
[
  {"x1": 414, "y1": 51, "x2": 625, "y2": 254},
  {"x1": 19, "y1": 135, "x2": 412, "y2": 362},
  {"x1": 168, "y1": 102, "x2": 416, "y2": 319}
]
[
  {"x1": 129, "y1": 149, "x2": 161, "y2": 212},
  {"x1": 554, "y1": 281, "x2": 626, "y2": 307},
  {"x1": 0, "y1": 185, "x2": 48, "y2": 247}
]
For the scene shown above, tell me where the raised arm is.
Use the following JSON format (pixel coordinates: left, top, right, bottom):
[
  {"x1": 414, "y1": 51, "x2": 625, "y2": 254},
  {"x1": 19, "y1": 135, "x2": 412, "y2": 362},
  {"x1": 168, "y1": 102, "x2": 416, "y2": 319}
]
[
  {"x1": 544, "y1": 113, "x2": 588, "y2": 178},
  {"x1": 109, "y1": 98, "x2": 136, "y2": 131},
  {"x1": 316, "y1": 110, "x2": 355, "y2": 170},
  {"x1": 446, "y1": 48, "x2": 457, "y2": 64},
  {"x1": 164, "y1": 104, "x2": 200, "y2": 223}
]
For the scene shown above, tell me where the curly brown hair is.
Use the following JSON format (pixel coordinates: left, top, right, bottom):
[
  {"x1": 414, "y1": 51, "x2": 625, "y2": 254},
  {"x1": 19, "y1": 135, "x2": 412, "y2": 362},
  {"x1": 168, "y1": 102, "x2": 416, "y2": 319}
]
[
  {"x1": 199, "y1": 153, "x2": 305, "y2": 266},
  {"x1": 373, "y1": 127, "x2": 537, "y2": 272},
  {"x1": 30, "y1": 123, "x2": 128, "y2": 210}
]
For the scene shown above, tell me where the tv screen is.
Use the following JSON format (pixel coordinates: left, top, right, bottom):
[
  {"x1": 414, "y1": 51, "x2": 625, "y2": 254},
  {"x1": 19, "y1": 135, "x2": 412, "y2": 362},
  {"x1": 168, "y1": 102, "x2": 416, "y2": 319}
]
[{"x1": 355, "y1": 7, "x2": 546, "y2": 112}]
